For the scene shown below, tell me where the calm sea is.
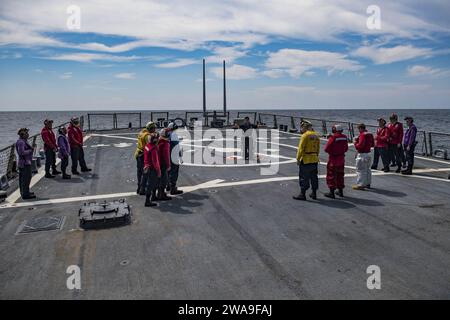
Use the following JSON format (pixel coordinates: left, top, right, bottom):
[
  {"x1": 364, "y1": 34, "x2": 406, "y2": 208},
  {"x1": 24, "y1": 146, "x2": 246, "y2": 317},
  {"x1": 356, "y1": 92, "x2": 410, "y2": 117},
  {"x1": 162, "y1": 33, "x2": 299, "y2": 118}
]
[{"x1": 1, "y1": 109, "x2": 449, "y2": 149}]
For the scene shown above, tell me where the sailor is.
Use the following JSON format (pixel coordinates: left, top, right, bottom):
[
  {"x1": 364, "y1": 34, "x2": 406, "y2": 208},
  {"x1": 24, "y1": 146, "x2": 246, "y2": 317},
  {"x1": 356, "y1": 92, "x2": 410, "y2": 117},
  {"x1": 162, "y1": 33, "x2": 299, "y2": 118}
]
[
  {"x1": 57, "y1": 126, "x2": 71, "y2": 179},
  {"x1": 157, "y1": 128, "x2": 172, "y2": 201},
  {"x1": 41, "y1": 119, "x2": 60, "y2": 178},
  {"x1": 324, "y1": 125, "x2": 348, "y2": 198},
  {"x1": 166, "y1": 122, "x2": 183, "y2": 195},
  {"x1": 68, "y1": 117, "x2": 91, "y2": 175},
  {"x1": 293, "y1": 120, "x2": 320, "y2": 201},
  {"x1": 388, "y1": 113, "x2": 405, "y2": 173},
  {"x1": 143, "y1": 133, "x2": 161, "y2": 207},
  {"x1": 371, "y1": 118, "x2": 391, "y2": 172},
  {"x1": 352, "y1": 123, "x2": 375, "y2": 190},
  {"x1": 237, "y1": 116, "x2": 257, "y2": 132},
  {"x1": 134, "y1": 121, "x2": 156, "y2": 195},
  {"x1": 402, "y1": 116, "x2": 417, "y2": 175},
  {"x1": 15, "y1": 128, "x2": 36, "y2": 200},
  {"x1": 234, "y1": 116, "x2": 258, "y2": 161}
]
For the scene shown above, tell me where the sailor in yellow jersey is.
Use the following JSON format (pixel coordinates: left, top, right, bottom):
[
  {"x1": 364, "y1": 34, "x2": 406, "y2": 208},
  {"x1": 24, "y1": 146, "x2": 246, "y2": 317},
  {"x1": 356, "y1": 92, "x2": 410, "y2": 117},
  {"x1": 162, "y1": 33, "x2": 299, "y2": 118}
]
[
  {"x1": 293, "y1": 120, "x2": 321, "y2": 201},
  {"x1": 135, "y1": 121, "x2": 156, "y2": 195}
]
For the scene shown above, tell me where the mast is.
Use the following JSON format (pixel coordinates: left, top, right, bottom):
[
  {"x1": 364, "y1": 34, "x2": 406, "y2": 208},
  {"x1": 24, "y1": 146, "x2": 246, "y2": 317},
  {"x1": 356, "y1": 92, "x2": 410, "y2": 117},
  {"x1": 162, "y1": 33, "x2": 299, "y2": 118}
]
[
  {"x1": 223, "y1": 60, "x2": 227, "y2": 114},
  {"x1": 203, "y1": 58, "x2": 206, "y2": 116}
]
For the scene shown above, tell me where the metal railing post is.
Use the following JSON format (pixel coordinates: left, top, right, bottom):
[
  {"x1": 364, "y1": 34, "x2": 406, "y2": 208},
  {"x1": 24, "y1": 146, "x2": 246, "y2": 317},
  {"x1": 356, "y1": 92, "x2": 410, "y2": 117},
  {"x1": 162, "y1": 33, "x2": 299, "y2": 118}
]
[
  {"x1": 273, "y1": 115, "x2": 278, "y2": 129},
  {"x1": 428, "y1": 132, "x2": 433, "y2": 156},
  {"x1": 88, "y1": 114, "x2": 91, "y2": 131},
  {"x1": 322, "y1": 120, "x2": 327, "y2": 136}
]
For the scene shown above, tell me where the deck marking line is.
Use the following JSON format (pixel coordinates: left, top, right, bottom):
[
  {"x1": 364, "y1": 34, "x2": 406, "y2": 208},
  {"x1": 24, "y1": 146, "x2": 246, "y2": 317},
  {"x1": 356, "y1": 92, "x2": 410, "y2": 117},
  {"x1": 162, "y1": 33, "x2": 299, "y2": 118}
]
[
  {"x1": 2, "y1": 170, "x2": 449, "y2": 210},
  {"x1": 5, "y1": 135, "x2": 92, "y2": 204}
]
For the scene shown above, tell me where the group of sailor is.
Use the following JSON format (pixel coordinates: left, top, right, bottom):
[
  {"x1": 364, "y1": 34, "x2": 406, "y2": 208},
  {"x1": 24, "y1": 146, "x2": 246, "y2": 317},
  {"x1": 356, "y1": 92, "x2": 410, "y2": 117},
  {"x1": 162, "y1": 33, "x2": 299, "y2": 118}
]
[
  {"x1": 15, "y1": 113, "x2": 419, "y2": 203},
  {"x1": 293, "y1": 113, "x2": 418, "y2": 201},
  {"x1": 134, "y1": 121, "x2": 183, "y2": 207},
  {"x1": 15, "y1": 117, "x2": 89, "y2": 200}
]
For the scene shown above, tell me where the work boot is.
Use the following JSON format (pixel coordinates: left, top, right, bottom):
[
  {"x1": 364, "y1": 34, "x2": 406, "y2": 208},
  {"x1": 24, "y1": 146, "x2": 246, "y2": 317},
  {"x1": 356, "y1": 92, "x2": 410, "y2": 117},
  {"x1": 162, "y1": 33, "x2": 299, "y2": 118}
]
[
  {"x1": 382, "y1": 167, "x2": 390, "y2": 173},
  {"x1": 324, "y1": 188, "x2": 335, "y2": 199},
  {"x1": 151, "y1": 190, "x2": 158, "y2": 201},
  {"x1": 145, "y1": 197, "x2": 157, "y2": 207},
  {"x1": 45, "y1": 173, "x2": 55, "y2": 178},
  {"x1": 62, "y1": 173, "x2": 71, "y2": 179},
  {"x1": 370, "y1": 165, "x2": 377, "y2": 170},
  {"x1": 72, "y1": 170, "x2": 80, "y2": 175},
  {"x1": 52, "y1": 169, "x2": 61, "y2": 175},
  {"x1": 293, "y1": 191, "x2": 306, "y2": 201},
  {"x1": 309, "y1": 190, "x2": 317, "y2": 200},
  {"x1": 170, "y1": 185, "x2": 183, "y2": 195},
  {"x1": 166, "y1": 185, "x2": 170, "y2": 192},
  {"x1": 395, "y1": 167, "x2": 401, "y2": 173},
  {"x1": 139, "y1": 189, "x2": 146, "y2": 196},
  {"x1": 136, "y1": 187, "x2": 140, "y2": 195},
  {"x1": 81, "y1": 168, "x2": 92, "y2": 172},
  {"x1": 352, "y1": 184, "x2": 365, "y2": 190},
  {"x1": 336, "y1": 189, "x2": 344, "y2": 197},
  {"x1": 22, "y1": 194, "x2": 36, "y2": 200},
  {"x1": 157, "y1": 188, "x2": 172, "y2": 201},
  {"x1": 401, "y1": 169, "x2": 412, "y2": 175}
]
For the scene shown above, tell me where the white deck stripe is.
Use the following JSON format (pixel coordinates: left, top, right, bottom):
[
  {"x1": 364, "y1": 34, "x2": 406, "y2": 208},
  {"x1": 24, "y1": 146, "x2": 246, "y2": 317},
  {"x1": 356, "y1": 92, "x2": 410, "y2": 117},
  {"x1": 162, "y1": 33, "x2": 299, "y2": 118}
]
[
  {"x1": 5, "y1": 135, "x2": 92, "y2": 204},
  {"x1": 1, "y1": 169, "x2": 449, "y2": 210}
]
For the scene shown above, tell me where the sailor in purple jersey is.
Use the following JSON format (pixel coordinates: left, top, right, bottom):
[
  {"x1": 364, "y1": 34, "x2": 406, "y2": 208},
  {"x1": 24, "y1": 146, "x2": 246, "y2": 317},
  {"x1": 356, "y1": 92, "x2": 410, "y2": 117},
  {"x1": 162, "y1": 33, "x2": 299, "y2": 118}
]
[
  {"x1": 402, "y1": 116, "x2": 418, "y2": 175},
  {"x1": 57, "y1": 126, "x2": 71, "y2": 179},
  {"x1": 15, "y1": 128, "x2": 36, "y2": 199}
]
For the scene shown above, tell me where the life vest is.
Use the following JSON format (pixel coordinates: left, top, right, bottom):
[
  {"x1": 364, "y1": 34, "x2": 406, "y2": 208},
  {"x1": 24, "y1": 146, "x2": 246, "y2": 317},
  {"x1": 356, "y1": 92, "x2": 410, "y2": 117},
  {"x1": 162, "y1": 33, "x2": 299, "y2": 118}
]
[{"x1": 134, "y1": 129, "x2": 150, "y2": 159}]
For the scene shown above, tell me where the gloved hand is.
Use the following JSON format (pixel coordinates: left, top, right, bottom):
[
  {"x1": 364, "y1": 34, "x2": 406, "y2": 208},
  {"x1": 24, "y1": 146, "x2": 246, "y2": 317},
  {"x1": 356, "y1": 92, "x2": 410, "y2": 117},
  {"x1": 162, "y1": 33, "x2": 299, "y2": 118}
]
[{"x1": 143, "y1": 167, "x2": 149, "y2": 174}]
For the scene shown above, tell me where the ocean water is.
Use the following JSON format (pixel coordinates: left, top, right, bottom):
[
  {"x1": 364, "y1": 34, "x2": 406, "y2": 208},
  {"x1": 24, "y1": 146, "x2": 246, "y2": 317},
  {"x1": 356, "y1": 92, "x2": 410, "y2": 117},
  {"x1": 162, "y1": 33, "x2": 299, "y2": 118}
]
[{"x1": 1, "y1": 109, "x2": 449, "y2": 149}]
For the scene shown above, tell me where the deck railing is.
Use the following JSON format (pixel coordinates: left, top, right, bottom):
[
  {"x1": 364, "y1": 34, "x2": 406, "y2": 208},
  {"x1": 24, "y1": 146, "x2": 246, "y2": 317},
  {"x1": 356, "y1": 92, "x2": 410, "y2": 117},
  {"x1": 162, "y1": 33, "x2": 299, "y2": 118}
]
[
  {"x1": 1, "y1": 111, "x2": 449, "y2": 188},
  {"x1": 0, "y1": 116, "x2": 84, "y2": 188}
]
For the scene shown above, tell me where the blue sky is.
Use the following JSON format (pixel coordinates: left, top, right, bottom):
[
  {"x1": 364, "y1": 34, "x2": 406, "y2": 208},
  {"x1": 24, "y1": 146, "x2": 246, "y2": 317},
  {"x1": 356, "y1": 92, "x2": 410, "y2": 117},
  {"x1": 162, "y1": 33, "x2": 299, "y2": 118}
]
[{"x1": 0, "y1": 0, "x2": 449, "y2": 110}]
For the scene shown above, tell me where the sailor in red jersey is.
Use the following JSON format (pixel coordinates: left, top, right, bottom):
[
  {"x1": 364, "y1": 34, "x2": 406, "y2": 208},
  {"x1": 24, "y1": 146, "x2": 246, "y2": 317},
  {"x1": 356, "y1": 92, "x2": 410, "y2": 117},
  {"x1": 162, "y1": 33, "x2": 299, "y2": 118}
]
[
  {"x1": 324, "y1": 125, "x2": 348, "y2": 198},
  {"x1": 387, "y1": 113, "x2": 405, "y2": 173},
  {"x1": 352, "y1": 123, "x2": 375, "y2": 190},
  {"x1": 41, "y1": 119, "x2": 60, "y2": 178},
  {"x1": 67, "y1": 117, "x2": 91, "y2": 175},
  {"x1": 371, "y1": 118, "x2": 391, "y2": 172},
  {"x1": 143, "y1": 133, "x2": 161, "y2": 207},
  {"x1": 157, "y1": 128, "x2": 172, "y2": 201}
]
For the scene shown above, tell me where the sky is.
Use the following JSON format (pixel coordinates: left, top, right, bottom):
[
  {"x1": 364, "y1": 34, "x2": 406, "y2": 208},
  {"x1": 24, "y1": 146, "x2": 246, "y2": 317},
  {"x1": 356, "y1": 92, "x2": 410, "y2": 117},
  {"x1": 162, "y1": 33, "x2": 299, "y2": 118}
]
[{"x1": 0, "y1": 0, "x2": 450, "y2": 111}]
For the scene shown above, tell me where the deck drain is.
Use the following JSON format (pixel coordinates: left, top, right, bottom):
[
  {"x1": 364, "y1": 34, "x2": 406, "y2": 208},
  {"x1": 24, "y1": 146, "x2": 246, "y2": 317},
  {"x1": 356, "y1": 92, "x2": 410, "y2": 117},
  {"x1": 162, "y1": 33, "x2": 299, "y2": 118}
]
[
  {"x1": 16, "y1": 216, "x2": 65, "y2": 235},
  {"x1": 120, "y1": 260, "x2": 130, "y2": 266}
]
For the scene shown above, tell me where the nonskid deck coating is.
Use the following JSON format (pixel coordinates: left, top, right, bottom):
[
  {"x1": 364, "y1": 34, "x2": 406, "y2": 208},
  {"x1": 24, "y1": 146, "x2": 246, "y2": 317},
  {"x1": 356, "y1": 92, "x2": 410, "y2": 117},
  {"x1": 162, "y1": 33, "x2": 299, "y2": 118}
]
[{"x1": 0, "y1": 129, "x2": 449, "y2": 299}]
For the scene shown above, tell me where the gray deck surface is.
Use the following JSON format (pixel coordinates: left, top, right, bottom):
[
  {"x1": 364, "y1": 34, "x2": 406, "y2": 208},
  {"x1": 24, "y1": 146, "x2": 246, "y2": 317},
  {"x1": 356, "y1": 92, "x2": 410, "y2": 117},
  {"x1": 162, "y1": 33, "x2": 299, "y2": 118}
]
[{"x1": 0, "y1": 129, "x2": 449, "y2": 299}]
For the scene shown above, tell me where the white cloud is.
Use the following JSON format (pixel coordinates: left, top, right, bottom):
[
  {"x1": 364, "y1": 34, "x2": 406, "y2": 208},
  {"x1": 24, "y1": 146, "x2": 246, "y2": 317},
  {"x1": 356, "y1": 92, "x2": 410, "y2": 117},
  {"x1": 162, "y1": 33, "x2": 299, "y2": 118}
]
[
  {"x1": 206, "y1": 45, "x2": 248, "y2": 64},
  {"x1": 265, "y1": 49, "x2": 362, "y2": 78},
  {"x1": 261, "y1": 69, "x2": 286, "y2": 79},
  {"x1": 114, "y1": 72, "x2": 135, "y2": 79},
  {"x1": 407, "y1": 65, "x2": 450, "y2": 77},
  {"x1": 59, "y1": 72, "x2": 72, "y2": 79},
  {"x1": 0, "y1": 1, "x2": 448, "y2": 54},
  {"x1": 154, "y1": 58, "x2": 198, "y2": 68},
  {"x1": 211, "y1": 64, "x2": 258, "y2": 80},
  {"x1": 42, "y1": 53, "x2": 143, "y2": 63},
  {"x1": 352, "y1": 45, "x2": 433, "y2": 64}
]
